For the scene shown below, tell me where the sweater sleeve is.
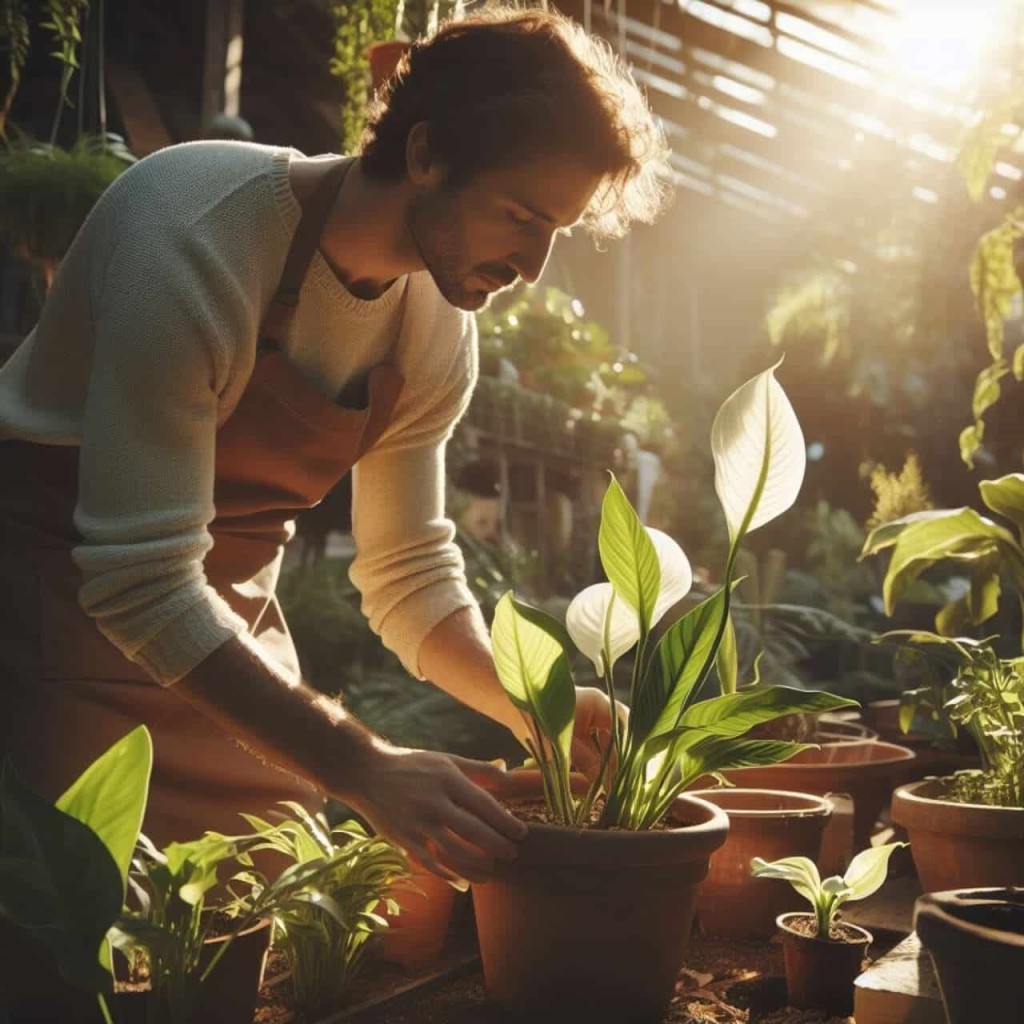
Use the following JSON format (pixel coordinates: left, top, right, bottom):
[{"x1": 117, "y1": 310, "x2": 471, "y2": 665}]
[
  {"x1": 71, "y1": 216, "x2": 266, "y2": 684},
  {"x1": 347, "y1": 308, "x2": 478, "y2": 678}
]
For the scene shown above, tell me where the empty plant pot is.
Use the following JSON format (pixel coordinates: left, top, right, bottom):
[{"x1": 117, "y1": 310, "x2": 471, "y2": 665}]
[
  {"x1": 777, "y1": 911, "x2": 872, "y2": 1017},
  {"x1": 915, "y1": 888, "x2": 1024, "y2": 1024},
  {"x1": 471, "y1": 780, "x2": 729, "y2": 1024},
  {"x1": 690, "y1": 789, "x2": 833, "y2": 938},
  {"x1": 722, "y1": 740, "x2": 916, "y2": 861},
  {"x1": 891, "y1": 778, "x2": 1024, "y2": 892}
]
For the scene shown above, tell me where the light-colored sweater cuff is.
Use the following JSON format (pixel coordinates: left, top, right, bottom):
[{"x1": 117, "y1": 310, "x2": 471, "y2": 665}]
[
  {"x1": 379, "y1": 580, "x2": 477, "y2": 679},
  {"x1": 131, "y1": 587, "x2": 249, "y2": 685}
]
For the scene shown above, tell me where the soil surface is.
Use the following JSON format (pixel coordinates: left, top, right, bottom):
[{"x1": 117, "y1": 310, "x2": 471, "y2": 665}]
[{"x1": 255, "y1": 930, "x2": 858, "y2": 1024}]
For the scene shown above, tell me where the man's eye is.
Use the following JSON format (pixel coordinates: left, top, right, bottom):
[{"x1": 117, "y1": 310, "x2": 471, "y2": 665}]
[{"x1": 508, "y1": 208, "x2": 533, "y2": 225}]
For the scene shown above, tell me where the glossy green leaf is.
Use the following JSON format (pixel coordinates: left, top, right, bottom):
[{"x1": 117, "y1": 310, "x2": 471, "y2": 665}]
[
  {"x1": 491, "y1": 592, "x2": 575, "y2": 762},
  {"x1": 715, "y1": 612, "x2": 739, "y2": 695},
  {"x1": 598, "y1": 476, "x2": 660, "y2": 631},
  {"x1": 678, "y1": 686, "x2": 857, "y2": 737},
  {"x1": 860, "y1": 509, "x2": 954, "y2": 559},
  {"x1": 56, "y1": 725, "x2": 152, "y2": 903},
  {"x1": 678, "y1": 735, "x2": 810, "y2": 788},
  {"x1": 0, "y1": 761, "x2": 122, "y2": 993},
  {"x1": 883, "y1": 509, "x2": 1017, "y2": 614},
  {"x1": 980, "y1": 474, "x2": 1024, "y2": 537},
  {"x1": 636, "y1": 588, "x2": 730, "y2": 744},
  {"x1": 711, "y1": 365, "x2": 805, "y2": 542}
]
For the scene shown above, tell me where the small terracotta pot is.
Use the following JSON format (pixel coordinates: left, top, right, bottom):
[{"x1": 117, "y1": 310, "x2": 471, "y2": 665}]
[
  {"x1": 915, "y1": 888, "x2": 1024, "y2": 1024},
  {"x1": 721, "y1": 740, "x2": 916, "y2": 860},
  {"x1": 689, "y1": 789, "x2": 832, "y2": 938},
  {"x1": 471, "y1": 779, "x2": 729, "y2": 1023},
  {"x1": 891, "y1": 778, "x2": 1024, "y2": 892},
  {"x1": 777, "y1": 912, "x2": 872, "y2": 1016},
  {"x1": 375, "y1": 865, "x2": 457, "y2": 969},
  {"x1": 366, "y1": 40, "x2": 411, "y2": 90}
]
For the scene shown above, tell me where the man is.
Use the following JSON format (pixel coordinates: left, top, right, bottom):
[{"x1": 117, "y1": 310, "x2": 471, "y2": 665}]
[{"x1": 0, "y1": 6, "x2": 668, "y2": 884}]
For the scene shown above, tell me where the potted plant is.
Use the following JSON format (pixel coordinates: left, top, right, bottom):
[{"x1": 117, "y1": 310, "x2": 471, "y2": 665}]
[
  {"x1": 477, "y1": 364, "x2": 857, "y2": 1022},
  {"x1": 231, "y1": 802, "x2": 412, "y2": 1016},
  {"x1": 0, "y1": 725, "x2": 153, "y2": 1022},
  {"x1": 862, "y1": 473, "x2": 1024, "y2": 890},
  {"x1": 687, "y1": 788, "x2": 833, "y2": 939},
  {"x1": 751, "y1": 841, "x2": 906, "y2": 1015},
  {"x1": 0, "y1": 0, "x2": 135, "y2": 291},
  {"x1": 914, "y1": 887, "x2": 1024, "y2": 1024}
]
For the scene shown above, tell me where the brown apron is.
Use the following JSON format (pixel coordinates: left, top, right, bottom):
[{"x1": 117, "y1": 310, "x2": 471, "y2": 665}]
[{"x1": 0, "y1": 158, "x2": 404, "y2": 847}]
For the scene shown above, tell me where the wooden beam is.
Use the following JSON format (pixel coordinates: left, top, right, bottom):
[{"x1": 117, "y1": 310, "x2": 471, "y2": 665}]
[
  {"x1": 105, "y1": 60, "x2": 174, "y2": 156},
  {"x1": 201, "y1": 0, "x2": 246, "y2": 131}
]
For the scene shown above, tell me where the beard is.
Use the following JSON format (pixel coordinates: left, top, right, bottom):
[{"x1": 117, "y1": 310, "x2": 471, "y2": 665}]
[{"x1": 408, "y1": 189, "x2": 512, "y2": 312}]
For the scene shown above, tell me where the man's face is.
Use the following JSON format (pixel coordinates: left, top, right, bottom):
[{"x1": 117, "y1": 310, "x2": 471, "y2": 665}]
[{"x1": 407, "y1": 152, "x2": 604, "y2": 312}]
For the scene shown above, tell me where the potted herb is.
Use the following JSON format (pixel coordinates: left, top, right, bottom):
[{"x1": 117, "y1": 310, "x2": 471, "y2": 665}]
[
  {"x1": 862, "y1": 473, "x2": 1024, "y2": 890},
  {"x1": 914, "y1": 887, "x2": 1024, "y2": 1024},
  {"x1": 751, "y1": 842, "x2": 906, "y2": 1015},
  {"x1": 476, "y1": 365, "x2": 856, "y2": 1022},
  {"x1": 232, "y1": 802, "x2": 412, "y2": 1015},
  {"x1": 0, "y1": 725, "x2": 153, "y2": 1022}
]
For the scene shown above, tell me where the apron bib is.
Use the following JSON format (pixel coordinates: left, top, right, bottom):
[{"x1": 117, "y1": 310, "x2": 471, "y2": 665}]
[{"x1": 0, "y1": 157, "x2": 404, "y2": 847}]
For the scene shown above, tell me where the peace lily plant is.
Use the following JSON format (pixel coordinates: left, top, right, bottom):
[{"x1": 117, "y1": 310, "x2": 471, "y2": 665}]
[{"x1": 491, "y1": 364, "x2": 856, "y2": 829}]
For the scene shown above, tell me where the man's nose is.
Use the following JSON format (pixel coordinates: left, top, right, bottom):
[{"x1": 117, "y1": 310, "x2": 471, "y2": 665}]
[{"x1": 512, "y1": 229, "x2": 556, "y2": 284}]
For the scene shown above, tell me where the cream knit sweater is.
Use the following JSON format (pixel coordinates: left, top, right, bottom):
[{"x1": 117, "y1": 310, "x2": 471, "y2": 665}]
[{"x1": 0, "y1": 141, "x2": 477, "y2": 684}]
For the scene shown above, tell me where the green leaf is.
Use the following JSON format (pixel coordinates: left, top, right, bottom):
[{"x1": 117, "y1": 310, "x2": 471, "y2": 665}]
[
  {"x1": 677, "y1": 735, "x2": 811, "y2": 788},
  {"x1": 678, "y1": 686, "x2": 857, "y2": 737},
  {"x1": 882, "y1": 508, "x2": 1018, "y2": 614},
  {"x1": 598, "y1": 476, "x2": 660, "y2": 631},
  {"x1": 0, "y1": 761, "x2": 122, "y2": 993},
  {"x1": 491, "y1": 592, "x2": 575, "y2": 762},
  {"x1": 637, "y1": 588, "x2": 730, "y2": 744},
  {"x1": 842, "y1": 842, "x2": 907, "y2": 901},
  {"x1": 860, "y1": 510, "x2": 953, "y2": 559},
  {"x1": 56, "y1": 726, "x2": 152, "y2": 903},
  {"x1": 960, "y1": 423, "x2": 983, "y2": 469},
  {"x1": 980, "y1": 474, "x2": 1024, "y2": 537}
]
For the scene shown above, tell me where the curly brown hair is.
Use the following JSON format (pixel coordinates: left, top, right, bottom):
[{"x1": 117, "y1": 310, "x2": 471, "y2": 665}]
[{"x1": 359, "y1": 5, "x2": 670, "y2": 242}]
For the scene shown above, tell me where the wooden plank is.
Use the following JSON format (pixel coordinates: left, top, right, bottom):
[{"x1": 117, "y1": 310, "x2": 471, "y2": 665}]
[{"x1": 105, "y1": 60, "x2": 174, "y2": 156}]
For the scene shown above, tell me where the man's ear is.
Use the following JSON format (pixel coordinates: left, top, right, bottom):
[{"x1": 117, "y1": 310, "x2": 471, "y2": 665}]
[{"x1": 406, "y1": 121, "x2": 446, "y2": 187}]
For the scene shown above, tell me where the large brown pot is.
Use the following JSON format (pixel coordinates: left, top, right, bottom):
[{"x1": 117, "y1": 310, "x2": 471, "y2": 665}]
[
  {"x1": 689, "y1": 789, "x2": 832, "y2": 939},
  {"x1": 471, "y1": 784, "x2": 729, "y2": 1023},
  {"x1": 721, "y1": 740, "x2": 915, "y2": 861},
  {"x1": 777, "y1": 912, "x2": 872, "y2": 1017},
  {"x1": 914, "y1": 888, "x2": 1024, "y2": 1024},
  {"x1": 891, "y1": 778, "x2": 1024, "y2": 892}
]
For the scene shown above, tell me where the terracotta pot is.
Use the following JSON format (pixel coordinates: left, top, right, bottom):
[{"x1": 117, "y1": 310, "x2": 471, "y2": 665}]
[
  {"x1": 915, "y1": 888, "x2": 1024, "y2": 1024},
  {"x1": 375, "y1": 865, "x2": 457, "y2": 969},
  {"x1": 366, "y1": 40, "x2": 411, "y2": 90},
  {"x1": 721, "y1": 739, "x2": 916, "y2": 861},
  {"x1": 891, "y1": 778, "x2": 1024, "y2": 892},
  {"x1": 689, "y1": 789, "x2": 832, "y2": 938},
  {"x1": 777, "y1": 912, "x2": 872, "y2": 1016},
  {"x1": 471, "y1": 782, "x2": 729, "y2": 1023}
]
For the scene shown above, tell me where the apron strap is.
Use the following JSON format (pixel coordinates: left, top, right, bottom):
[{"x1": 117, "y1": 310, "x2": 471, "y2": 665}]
[{"x1": 260, "y1": 158, "x2": 351, "y2": 348}]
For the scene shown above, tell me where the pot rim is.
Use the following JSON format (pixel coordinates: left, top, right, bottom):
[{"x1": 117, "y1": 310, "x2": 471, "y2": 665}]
[
  {"x1": 915, "y1": 888, "x2": 1024, "y2": 949},
  {"x1": 687, "y1": 788, "x2": 833, "y2": 819},
  {"x1": 776, "y1": 912, "x2": 873, "y2": 947},
  {"x1": 892, "y1": 778, "x2": 1024, "y2": 829},
  {"x1": 513, "y1": 792, "x2": 730, "y2": 867},
  {"x1": 729, "y1": 740, "x2": 916, "y2": 777}
]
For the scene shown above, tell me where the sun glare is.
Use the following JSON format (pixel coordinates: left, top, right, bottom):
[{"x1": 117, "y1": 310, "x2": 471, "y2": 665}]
[{"x1": 885, "y1": 0, "x2": 1008, "y2": 91}]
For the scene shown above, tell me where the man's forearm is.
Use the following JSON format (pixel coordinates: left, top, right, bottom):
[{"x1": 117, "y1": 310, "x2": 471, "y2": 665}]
[
  {"x1": 417, "y1": 605, "x2": 530, "y2": 745},
  {"x1": 173, "y1": 631, "x2": 386, "y2": 801}
]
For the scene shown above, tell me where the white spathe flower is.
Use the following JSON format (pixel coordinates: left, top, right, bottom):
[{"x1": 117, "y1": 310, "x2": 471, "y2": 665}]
[
  {"x1": 566, "y1": 528, "x2": 693, "y2": 675},
  {"x1": 711, "y1": 364, "x2": 806, "y2": 541}
]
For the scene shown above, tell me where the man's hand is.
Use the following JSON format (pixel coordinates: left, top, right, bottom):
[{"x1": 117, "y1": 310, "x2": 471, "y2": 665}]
[
  {"x1": 571, "y1": 686, "x2": 629, "y2": 780},
  {"x1": 346, "y1": 745, "x2": 528, "y2": 884}
]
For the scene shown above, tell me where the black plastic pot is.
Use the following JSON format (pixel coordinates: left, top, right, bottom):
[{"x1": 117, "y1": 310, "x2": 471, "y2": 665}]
[
  {"x1": 914, "y1": 888, "x2": 1024, "y2": 1024},
  {"x1": 776, "y1": 912, "x2": 872, "y2": 1016}
]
